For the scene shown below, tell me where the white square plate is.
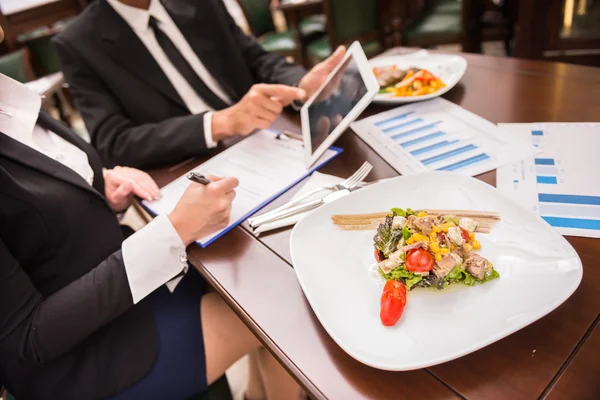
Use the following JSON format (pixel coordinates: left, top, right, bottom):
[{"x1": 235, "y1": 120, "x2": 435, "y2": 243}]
[{"x1": 290, "y1": 172, "x2": 582, "y2": 370}]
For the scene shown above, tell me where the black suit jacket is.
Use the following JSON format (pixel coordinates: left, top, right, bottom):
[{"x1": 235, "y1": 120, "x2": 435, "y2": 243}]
[
  {"x1": 53, "y1": 0, "x2": 306, "y2": 169},
  {"x1": 0, "y1": 112, "x2": 158, "y2": 399}
]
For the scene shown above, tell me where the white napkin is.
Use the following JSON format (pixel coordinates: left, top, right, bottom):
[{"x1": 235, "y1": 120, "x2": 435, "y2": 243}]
[{"x1": 252, "y1": 172, "x2": 345, "y2": 234}]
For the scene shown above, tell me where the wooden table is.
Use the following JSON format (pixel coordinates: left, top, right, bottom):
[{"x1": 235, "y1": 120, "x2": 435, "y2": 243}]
[{"x1": 147, "y1": 48, "x2": 600, "y2": 399}]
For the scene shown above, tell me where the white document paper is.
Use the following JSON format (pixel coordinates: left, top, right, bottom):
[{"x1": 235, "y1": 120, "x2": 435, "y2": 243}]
[
  {"x1": 143, "y1": 130, "x2": 340, "y2": 246},
  {"x1": 497, "y1": 123, "x2": 600, "y2": 238},
  {"x1": 351, "y1": 98, "x2": 538, "y2": 176}
]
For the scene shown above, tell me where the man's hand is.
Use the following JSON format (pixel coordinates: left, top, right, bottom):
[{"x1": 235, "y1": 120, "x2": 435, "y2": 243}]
[
  {"x1": 298, "y1": 46, "x2": 346, "y2": 100},
  {"x1": 212, "y1": 84, "x2": 306, "y2": 141},
  {"x1": 168, "y1": 176, "x2": 239, "y2": 246},
  {"x1": 104, "y1": 166, "x2": 161, "y2": 212}
]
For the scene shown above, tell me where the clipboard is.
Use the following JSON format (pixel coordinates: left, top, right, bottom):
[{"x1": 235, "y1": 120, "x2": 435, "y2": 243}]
[{"x1": 141, "y1": 129, "x2": 342, "y2": 247}]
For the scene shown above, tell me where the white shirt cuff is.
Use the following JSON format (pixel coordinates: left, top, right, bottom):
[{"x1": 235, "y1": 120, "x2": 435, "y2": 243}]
[
  {"x1": 204, "y1": 112, "x2": 218, "y2": 149},
  {"x1": 122, "y1": 214, "x2": 188, "y2": 303}
]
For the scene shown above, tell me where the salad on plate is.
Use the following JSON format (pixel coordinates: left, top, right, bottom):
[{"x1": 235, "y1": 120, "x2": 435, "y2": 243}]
[{"x1": 374, "y1": 208, "x2": 500, "y2": 326}]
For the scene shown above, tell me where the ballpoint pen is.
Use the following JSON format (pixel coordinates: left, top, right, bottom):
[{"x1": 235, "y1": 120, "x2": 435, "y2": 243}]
[{"x1": 186, "y1": 172, "x2": 211, "y2": 185}]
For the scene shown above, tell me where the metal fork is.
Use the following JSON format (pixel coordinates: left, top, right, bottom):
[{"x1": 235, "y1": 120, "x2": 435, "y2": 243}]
[{"x1": 248, "y1": 161, "x2": 373, "y2": 228}]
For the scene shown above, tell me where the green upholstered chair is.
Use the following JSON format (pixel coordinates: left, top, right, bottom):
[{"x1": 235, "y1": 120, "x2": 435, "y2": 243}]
[
  {"x1": 18, "y1": 29, "x2": 62, "y2": 75},
  {"x1": 307, "y1": 0, "x2": 383, "y2": 66},
  {"x1": 237, "y1": 0, "x2": 299, "y2": 58},
  {"x1": 0, "y1": 48, "x2": 36, "y2": 83},
  {"x1": 402, "y1": 0, "x2": 462, "y2": 47},
  {"x1": 298, "y1": 13, "x2": 327, "y2": 41}
]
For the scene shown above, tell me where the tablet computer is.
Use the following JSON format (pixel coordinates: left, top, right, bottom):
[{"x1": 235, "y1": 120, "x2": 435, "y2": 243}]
[{"x1": 301, "y1": 41, "x2": 379, "y2": 167}]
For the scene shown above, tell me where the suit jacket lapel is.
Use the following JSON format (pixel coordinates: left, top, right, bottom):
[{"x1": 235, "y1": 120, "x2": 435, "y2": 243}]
[
  {"x1": 0, "y1": 113, "x2": 105, "y2": 201},
  {"x1": 98, "y1": 0, "x2": 187, "y2": 109},
  {"x1": 36, "y1": 111, "x2": 107, "y2": 196}
]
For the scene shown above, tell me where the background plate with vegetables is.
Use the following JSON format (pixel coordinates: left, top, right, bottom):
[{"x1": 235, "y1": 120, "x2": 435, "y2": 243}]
[
  {"x1": 370, "y1": 51, "x2": 467, "y2": 104},
  {"x1": 290, "y1": 172, "x2": 582, "y2": 371}
]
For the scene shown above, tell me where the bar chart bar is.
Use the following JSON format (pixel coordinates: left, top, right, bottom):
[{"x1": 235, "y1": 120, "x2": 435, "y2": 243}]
[
  {"x1": 531, "y1": 130, "x2": 544, "y2": 136},
  {"x1": 538, "y1": 194, "x2": 600, "y2": 206},
  {"x1": 437, "y1": 153, "x2": 490, "y2": 171},
  {"x1": 422, "y1": 144, "x2": 478, "y2": 166},
  {"x1": 374, "y1": 111, "x2": 414, "y2": 127},
  {"x1": 536, "y1": 176, "x2": 558, "y2": 184},
  {"x1": 541, "y1": 216, "x2": 600, "y2": 231},
  {"x1": 390, "y1": 121, "x2": 442, "y2": 141},
  {"x1": 410, "y1": 140, "x2": 459, "y2": 156},
  {"x1": 399, "y1": 131, "x2": 445, "y2": 147},
  {"x1": 535, "y1": 158, "x2": 555, "y2": 165},
  {"x1": 382, "y1": 118, "x2": 424, "y2": 134}
]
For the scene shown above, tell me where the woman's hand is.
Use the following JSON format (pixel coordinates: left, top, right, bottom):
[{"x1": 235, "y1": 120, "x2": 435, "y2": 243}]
[
  {"x1": 104, "y1": 166, "x2": 162, "y2": 212},
  {"x1": 168, "y1": 176, "x2": 239, "y2": 246}
]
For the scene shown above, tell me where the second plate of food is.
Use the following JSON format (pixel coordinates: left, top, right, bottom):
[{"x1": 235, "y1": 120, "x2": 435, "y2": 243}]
[
  {"x1": 290, "y1": 172, "x2": 582, "y2": 370},
  {"x1": 370, "y1": 51, "x2": 467, "y2": 104}
]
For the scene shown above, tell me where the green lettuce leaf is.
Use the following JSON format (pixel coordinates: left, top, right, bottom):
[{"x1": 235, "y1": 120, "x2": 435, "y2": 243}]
[
  {"x1": 402, "y1": 225, "x2": 412, "y2": 241},
  {"x1": 373, "y1": 215, "x2": 403, "y2": 256},
  {"x1": 390, "y1": 208, "x2": 406, "y2": 217},
  {"x1": 383, "y1": 265, "x2": 423, "y2": 289},
  {"x1": 446, "y1": 265, "x2": 500, "y2": 286}
]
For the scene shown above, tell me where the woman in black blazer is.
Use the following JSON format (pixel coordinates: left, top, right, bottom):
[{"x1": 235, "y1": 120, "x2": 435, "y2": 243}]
[{"x1": 0, "y1": 27, "x2": 300, "y2": 400}]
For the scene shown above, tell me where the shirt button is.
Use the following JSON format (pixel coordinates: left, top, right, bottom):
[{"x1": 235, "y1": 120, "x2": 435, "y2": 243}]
[
  {"x1": 179, "y1": 253, "x2": 188, "y2": 264},
  {"x1": 55, "y1": 153, "x2": 64, "y2": 160}
]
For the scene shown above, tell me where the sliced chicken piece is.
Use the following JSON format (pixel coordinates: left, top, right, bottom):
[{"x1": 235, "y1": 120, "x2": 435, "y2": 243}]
[
  {"x1": 378, "y1": 258, "x2": 399, "y2": 274},
  {"x1": 392, "y1": 216, "x2": 407, "y2": 229},
  {"x1": 407, "y1": 215, "x2": 417, "y2": 230},
  {"x1": 447, "y1": 226, "x2": 464, "y2": 246},
  {"x1": 464, "y1": 254, "x2": 492, "y2": 280},
  {"x1": 433, "y1": 253, "x2": 459, "y2": 279},
  {"x1": 377, "y1": 68, "x2": 407, "y2": 87},
  {"x1": 459, "y1": 217, "x2": 479, "y2": 233},
  {"x1": 413, "y1": 216, "x2": 436, "y2": 235},
  {"x1": 398, "y1": 241, "x2": 429, "y2": 253}
]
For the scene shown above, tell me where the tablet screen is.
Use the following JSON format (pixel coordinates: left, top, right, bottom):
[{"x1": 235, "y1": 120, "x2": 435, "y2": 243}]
[{"x1": 307, "y1": 55, "x2": 368, "y2": 154}]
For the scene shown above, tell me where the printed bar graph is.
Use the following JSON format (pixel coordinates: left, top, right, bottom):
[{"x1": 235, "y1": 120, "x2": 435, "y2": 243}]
[
  {"x1": 437, "y1": 153, "x2": 490, "y2": 171},
  {"x1": 351, "y1": 98, "x2": 537, "y2": 178},
  {"x1": 422, "y1": 144, "x2": 478, "y2": 165},
  {"x1": 374, "y1": 111, "x2": 414, "y2": 127},
  {"x1": 410, "y1": 140, "x2": 459, "y2": 156},
  {"x1": 496, "y1": 123, "x2": 600, "y2": 238},
  {"x1": 536, "y1": 176, "x2": 558, "y2": 184},
  {"x1": 382, "y1": 118, "x2": 423, "y2": 134},
  {"x1": 400, "y1": 131, "x2": 445, "y2": 147},
  {"x1": 535, "y1": 158, "x2": 555, "y2": 165},
  {"x1": 390, "y1": 121, "x2": 442, "y2": 140}
]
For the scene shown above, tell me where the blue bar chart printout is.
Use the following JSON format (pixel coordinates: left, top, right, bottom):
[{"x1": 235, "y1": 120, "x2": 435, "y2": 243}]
[
  {"x1": 497, "y1": 123, "x2": 600, "y2": 238},
  {"x1": 351, "y1": 98, "x2": 537, "y2": 177}
]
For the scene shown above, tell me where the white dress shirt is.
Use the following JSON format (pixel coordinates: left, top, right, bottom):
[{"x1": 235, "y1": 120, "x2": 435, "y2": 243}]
[
  {"x1": 107, "y1": 0, "x2": 232, "y2": 148},
  {"x1": 0, "y1": 73, "x2": 188, "y2": 304}
]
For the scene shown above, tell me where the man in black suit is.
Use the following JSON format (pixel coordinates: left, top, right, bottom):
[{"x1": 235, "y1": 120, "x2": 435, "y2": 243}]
[{"x1": 53, "y1": 0, "x2": 346, "y2": 168}]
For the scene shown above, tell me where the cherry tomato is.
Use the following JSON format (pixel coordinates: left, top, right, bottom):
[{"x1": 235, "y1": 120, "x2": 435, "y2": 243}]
[
  {"x1": 382, "y1": 279, "x2": 404, "y2": 296},
  {"x1": 460, "y1": 227, "x2": 470, "y2": 243},
  {"x1": 405, "y1": 248, "x2": 435, "y2": 273},
  {"x1": 374, "y1": 249, "x2": 385, "y2": 262},
  {"x1": 380, "y1": 282, "x2": 407, "y2": 326}
]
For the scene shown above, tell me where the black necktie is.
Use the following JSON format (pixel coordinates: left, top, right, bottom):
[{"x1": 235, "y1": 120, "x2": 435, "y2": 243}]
[{"x1": 148, "y1": 16, "x2": 229, "y2": 111}]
